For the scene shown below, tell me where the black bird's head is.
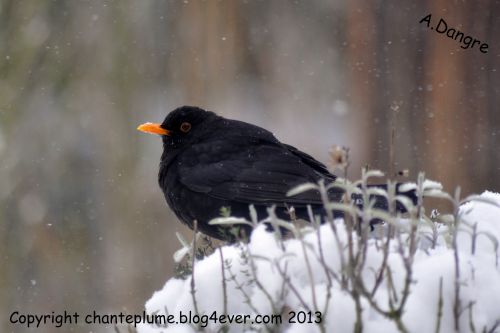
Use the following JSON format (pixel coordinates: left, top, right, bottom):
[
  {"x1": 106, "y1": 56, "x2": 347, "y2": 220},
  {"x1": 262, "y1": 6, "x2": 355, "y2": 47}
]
[{"x1": 137, "y1": 106, "x2": 217, "y2": 150}]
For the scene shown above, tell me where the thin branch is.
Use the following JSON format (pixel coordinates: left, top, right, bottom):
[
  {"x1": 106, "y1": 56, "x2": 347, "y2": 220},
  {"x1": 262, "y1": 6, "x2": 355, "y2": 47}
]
[
  {"x1": 434, "y1": 277, "x2": 444, "y2": 333},
  {"x1": 275, "y1": 261, "x2": 311, "y2": 312},
  {"x1": 190, "y1": 220, "x2": 200, "y2": 317},
  {"x1": 219, "y1": 248, "x2": 228, "y2": 317}
]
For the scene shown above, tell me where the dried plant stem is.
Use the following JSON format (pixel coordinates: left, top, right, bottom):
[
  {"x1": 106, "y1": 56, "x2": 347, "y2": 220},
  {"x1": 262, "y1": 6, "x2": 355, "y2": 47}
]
[
  {"x1": 452, "y1": 188, "x2": 462, "y2": 333},
  {"x1": 319, "y1": 180, "x2": 347, "y2": 288},
  {"x1": 219, "y1": 248, "x2": 228, "y2": 317},
  {"x1": 297, "y1": 229, "x2": 318, "y2": 311},
  {"x1": 356, "y1": 274, "x2": 409, "y2": 333},
  {"x1": 394, "y1": 233, "x2": 414, "y2": 317},
  {"x1": 389, "y1": 118, "x2": 396, "y2": 178},
  {"x1": 310, "y1": 205, "x2": 334, "y2": 316},
  {"x1": 190, "y1": 220, "x2": 200, "y2": 317},
  {"x1": 434, "y1": 277, "x2": 444, "y2": 333},
  {"x1": 245, "y1": 245, "x2": 278, "y2": 314},
  {"x1": 371, "y1": 224, "x2": 392, "y2": 297},
  {"x1": 275, "y1": 261, "x2": 311, "y2": 312},
  {"x1": 389, "y1": 102, "x2": 400, "y2": 178},
  {"x1": 294, "y1": 226, "x2": 326, "y2": 333},
  {"x1": 467, "y1": 301, "x2": 477, "y2": 333},
  {"x1": 471, "y1": 222, "x2": 478, "y2": 255},
  {"x1": 226, "y1": 265, "x2": 260, "y2": 314},
  {"x1": 485, "y1": 320, "x2": 500, "y2": 333}
]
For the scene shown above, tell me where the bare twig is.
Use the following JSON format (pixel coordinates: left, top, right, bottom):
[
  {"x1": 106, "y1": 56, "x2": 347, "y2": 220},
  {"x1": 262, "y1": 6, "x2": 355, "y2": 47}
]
[
  {"x1": 190, "y1": 220, "x2": 200, "y2": 318},
  {"x1": 245, "y1": 245, "x2": 279, "y2": 315},
  {"x1": 434, "y1": 277, "x2": 444, "y2": 333},
  {"x1": 471, "y1": 222, "x2": 478, "y2": 255},
  {"x1": 296, "y1": 225, "x2": 318, "y2": 312},
  {"x1": 309, "y1": 205, "x2": 334, "y2": 317},
  {"x1": 275, "y1": 260, "x2": 311, "y2": 312},
  {"x1": 389, "y1": 102, "x2": 400, "y2": 179},
  {"x1": 467, "y1": 301, "x2": 477, "y2": 333},
  {"x1": 219, "y1": 248, "x2": 228, "y2": 317},
  {"x1": 370, "y1": 225, "x2": 392, "y2": 297},
  {"x1": 452, "y1": 188, "x2": 462, "y2": 332},
  {"x1": 318, "y1": 180, "x2": 348, "y2": 288}
]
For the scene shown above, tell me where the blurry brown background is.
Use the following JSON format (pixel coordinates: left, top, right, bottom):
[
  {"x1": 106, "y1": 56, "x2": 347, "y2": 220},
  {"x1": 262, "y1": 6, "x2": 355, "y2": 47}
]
[{"x1": 0, "y1": 0, "x2": 498, "y2": 332}]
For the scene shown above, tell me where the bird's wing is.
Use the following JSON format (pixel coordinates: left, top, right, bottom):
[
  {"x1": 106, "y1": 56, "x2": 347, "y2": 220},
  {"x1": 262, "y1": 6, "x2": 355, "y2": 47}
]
[
  {"x1": 176, "y1": 137, "x2": 335, "y2": 206},
  {"x1": 282, "y1": 143, "x2": 335, "y2": 178}
]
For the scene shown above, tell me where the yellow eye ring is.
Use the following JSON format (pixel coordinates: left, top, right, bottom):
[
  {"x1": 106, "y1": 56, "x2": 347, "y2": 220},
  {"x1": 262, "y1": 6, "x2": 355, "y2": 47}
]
[{"x1": 180, "y1": 122, "x2": 191, "y2": 133}]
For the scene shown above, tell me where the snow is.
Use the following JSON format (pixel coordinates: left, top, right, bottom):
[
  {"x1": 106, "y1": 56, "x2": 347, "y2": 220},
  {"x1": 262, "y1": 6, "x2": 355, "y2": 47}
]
[{"x1": 138, "y1": 192, "x2": 500, "y2": 333}]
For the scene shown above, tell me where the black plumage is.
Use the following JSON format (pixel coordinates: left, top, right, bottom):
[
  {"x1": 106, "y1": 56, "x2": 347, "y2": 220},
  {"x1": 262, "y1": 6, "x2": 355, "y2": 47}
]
[{"x1": 138, "y1": 106, "x2": 413, "y2": 241}]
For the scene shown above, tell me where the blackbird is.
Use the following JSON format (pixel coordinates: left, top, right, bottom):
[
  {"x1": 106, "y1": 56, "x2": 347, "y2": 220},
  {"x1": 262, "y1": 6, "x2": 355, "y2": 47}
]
[{"x1": 138, "y1": 106, "x2": 415, "y2": 241}]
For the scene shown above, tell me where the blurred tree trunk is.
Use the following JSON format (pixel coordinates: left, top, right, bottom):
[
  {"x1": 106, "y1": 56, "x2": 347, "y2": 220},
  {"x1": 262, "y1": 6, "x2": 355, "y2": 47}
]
[
  {"x1": 485, "y1": 0, "x2": 500, "y2": 189},
  {"x1": 172, "y1": 1, "x2": 245, "y2": 107},
  {"x1": 466, "y1": 0, "x2": 500, "y2": 191},
  {"x1": 421, "y1": 1, "x2": 469, "y2": 193},
  {"x1": 346, "y1": 0, "x2": 378, "y2": 172}
]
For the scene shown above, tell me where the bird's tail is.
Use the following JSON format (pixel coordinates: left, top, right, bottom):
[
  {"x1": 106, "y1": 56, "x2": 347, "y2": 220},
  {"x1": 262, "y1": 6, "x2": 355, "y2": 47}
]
[{"x1": 350, "y1": 183, "x2": 418, "y2": 213}]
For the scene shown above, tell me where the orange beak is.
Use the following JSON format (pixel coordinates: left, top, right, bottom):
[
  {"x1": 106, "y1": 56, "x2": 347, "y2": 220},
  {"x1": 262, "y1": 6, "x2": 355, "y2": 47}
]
[{"x1": 137, "y1": 122, "x2": 171, "y2": 136}]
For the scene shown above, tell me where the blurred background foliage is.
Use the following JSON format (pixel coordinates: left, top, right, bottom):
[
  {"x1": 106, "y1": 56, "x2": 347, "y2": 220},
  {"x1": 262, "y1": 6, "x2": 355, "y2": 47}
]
[{"x1": 0, "y1": 0, "x2": 498, "y2": 332}]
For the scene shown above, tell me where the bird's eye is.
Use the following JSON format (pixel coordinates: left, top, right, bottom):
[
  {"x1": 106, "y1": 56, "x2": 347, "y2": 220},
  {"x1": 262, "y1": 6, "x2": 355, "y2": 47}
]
[{"x1": 180, "y1": 122, "x2": 192, "y2": 133}]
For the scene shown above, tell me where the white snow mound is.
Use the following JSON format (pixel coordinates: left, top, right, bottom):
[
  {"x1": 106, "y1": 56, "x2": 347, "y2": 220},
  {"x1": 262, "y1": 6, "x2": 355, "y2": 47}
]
[{"x1": 138, "y1": 192, "x2": 500, "y2": 333}]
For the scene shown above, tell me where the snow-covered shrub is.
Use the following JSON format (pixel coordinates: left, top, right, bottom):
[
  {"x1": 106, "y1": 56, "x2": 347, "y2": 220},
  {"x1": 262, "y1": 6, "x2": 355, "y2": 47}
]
[{"x1": 135, "y1": 172, "x2": 500, "y2": 333}]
